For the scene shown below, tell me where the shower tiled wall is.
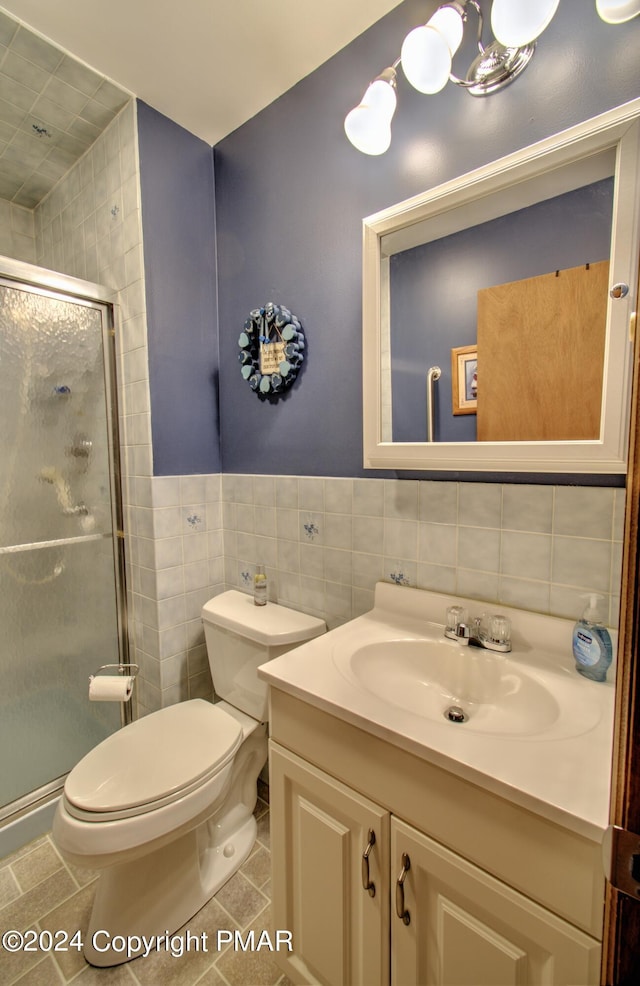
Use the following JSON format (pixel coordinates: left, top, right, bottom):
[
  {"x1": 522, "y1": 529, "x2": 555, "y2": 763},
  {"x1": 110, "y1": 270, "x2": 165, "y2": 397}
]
[
  {"x1": 34, "y1": 100, "x2": 140, "y2": 292},
  {"x1": 32, "y1": 99, "x2": 149, "y2": 501},
  {"x1": 0, "y1": 199, "x2": 35, "y2": 262}
]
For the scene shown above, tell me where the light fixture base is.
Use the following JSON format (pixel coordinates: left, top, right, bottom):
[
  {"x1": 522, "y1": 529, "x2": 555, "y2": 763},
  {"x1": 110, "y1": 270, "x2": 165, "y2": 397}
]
[{"x1": 463, "y1": 40, "x2": 535, "y2": 96}]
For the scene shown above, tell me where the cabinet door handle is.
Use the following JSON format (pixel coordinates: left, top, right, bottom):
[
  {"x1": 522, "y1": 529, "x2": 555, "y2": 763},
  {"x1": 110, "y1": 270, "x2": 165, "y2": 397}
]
[
  {"x1": 396, "y1": 852, "x2": 411, "y2": 925},
  {"x1": 362, "y1": 828, "x2": 376, "y2": 897}
]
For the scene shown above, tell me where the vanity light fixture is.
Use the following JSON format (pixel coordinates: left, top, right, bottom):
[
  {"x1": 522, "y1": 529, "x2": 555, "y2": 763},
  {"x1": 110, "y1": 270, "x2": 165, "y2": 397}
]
[
  {"x1": 345, "y1": 0, "x2": 640, "y2": 155},
  {"x1": 343, "y1": 66, "x2": 398, "y2": 155},
  {"x1": 595, "y1": 0, "x2": 640, "y2": 23}
]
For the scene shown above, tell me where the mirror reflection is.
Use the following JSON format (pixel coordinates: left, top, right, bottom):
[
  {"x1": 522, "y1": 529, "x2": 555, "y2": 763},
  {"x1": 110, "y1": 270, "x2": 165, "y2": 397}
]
[
  {"x1": 388, "y1": 178, "x2": 613, "y2": 444},
  {"x1": 363, "y1": 103, "x2": 640, "y2": 473}
]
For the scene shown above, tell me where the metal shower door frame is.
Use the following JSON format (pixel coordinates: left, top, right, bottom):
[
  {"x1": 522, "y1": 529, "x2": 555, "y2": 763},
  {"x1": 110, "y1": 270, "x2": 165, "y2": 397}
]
[{"x1": 0, "y1": 255, "x2": 131, "y2": 820}]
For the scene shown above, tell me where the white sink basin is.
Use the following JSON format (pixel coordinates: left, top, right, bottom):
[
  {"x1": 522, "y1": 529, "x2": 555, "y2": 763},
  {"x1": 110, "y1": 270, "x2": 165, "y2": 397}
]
[
  {"x1": 259, "y1": 583, "x2": 617, "y2": 835},
  {"x1": 333, "y1": 636, "x2": 601, "y2": 739}
]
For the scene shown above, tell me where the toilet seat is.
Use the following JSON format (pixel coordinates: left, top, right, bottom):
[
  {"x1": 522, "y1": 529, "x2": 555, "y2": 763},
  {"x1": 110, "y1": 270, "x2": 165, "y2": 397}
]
[{"x1": 64, "y1": 700, "x2": 242, "y2": 822}]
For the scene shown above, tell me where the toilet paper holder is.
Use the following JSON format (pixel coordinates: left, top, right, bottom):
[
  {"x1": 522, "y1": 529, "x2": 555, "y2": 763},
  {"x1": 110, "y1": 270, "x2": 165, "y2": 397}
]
[
  {"x1": 88, "y1": 664, "x2": 139, "y2": 716},
  {"x1": 90, "y1": 663, "x2": 139, "y2": 680}
]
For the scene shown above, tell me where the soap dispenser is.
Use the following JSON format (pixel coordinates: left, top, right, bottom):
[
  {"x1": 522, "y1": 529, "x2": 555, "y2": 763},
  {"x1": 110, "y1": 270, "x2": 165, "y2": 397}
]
[{"x1": 572, "y1": 594, "x2": 612, "y2": 682}]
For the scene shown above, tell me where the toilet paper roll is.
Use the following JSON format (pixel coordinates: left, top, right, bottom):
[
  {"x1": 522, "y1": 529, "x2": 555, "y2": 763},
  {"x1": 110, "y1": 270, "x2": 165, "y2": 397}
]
[{"x1": 88, "y1": 675, "x2": 134, "y2": 702}]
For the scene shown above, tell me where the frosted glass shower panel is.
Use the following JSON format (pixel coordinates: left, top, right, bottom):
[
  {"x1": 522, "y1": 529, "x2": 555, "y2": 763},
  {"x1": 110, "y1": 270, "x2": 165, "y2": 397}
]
[
  {"x1": 0, "y1": 284, "x2": 113, "y2": 547},
  {"x1": 1, "y1": 539, "x2": 121, "y2": 807},
  {"x1": 0, "y1": 278, "x2": 122, "y2": 814}
]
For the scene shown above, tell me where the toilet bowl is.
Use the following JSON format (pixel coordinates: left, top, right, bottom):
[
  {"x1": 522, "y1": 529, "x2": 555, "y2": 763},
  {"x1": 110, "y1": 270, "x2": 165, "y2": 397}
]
[{"x1": 53, "y1": 590, "x2": 325, "y2": 967}]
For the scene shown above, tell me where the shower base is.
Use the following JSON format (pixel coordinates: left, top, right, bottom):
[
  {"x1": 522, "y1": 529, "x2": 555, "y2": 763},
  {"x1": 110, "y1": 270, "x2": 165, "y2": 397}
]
[
  {"x1": 0, "y1": 687, "x2": 117, "y2": 858},
  {"x1": 0, "y1": 796, "x2": 58, "y2": 860}
]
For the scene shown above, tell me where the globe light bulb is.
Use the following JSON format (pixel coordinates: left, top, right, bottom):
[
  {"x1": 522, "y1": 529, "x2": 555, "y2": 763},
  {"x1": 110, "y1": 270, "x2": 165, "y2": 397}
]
[
  {"x1": 344, "y1": 76, "x2": 397, "y2": 155},
  {"x1": 401, "y1": 5, "x2": 464, "y2": 95},
  {"x1": 429, "y1": 5, "x2": 465, "y2": 52},
  {"x1": 491, "y1": 0, "x2": 560, "y2": 47},
  {"x1": 596, "y1": 0, "x2": 640, "y2": 23}
]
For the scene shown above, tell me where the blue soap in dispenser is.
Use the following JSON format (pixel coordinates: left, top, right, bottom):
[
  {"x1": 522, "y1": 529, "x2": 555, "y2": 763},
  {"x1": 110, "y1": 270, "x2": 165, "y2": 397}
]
[{"x1": 572, "y1": 594, "x2": 612, "y2": 682}]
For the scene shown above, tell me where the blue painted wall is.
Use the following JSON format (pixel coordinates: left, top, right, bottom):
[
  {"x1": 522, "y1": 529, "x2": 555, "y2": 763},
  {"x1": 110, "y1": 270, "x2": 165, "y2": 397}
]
[
  {"x1": 136, "y1": 0, "x2": 639, "y2": 478},
  {"x1": 137, "y1": 100, "x2": 220, "y2": 475},
  {"x1": 213, "y1": 0, "x2": 639, "y2": 477}
]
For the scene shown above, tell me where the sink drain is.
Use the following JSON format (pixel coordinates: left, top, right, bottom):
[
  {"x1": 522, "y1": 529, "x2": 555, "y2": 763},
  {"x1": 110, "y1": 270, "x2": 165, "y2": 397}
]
[{"x1": 444, "y1": 705, "x2": 468, "y2": 724}]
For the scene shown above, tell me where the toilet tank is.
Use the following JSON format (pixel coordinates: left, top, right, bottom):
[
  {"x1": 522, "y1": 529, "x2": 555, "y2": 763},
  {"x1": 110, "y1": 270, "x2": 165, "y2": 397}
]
[{"x1": 202, "y1": 590, "x2": 325, "y2": 720}]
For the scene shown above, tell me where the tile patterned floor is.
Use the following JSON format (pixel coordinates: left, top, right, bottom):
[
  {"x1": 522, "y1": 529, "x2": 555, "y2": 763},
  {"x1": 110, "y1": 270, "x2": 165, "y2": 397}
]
[{"x1": 0, "y1": 793, "x2": 293, "y2": 986}]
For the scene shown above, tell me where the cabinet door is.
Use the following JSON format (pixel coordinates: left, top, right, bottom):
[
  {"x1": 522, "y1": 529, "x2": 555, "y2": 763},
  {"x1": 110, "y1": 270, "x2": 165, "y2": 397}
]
[
  {"x1": 270, "y1": 742, "x2": 390, "y2": 986},
  {"x1": 391, "y1": 818, "x2": 601, "y2": 986}
]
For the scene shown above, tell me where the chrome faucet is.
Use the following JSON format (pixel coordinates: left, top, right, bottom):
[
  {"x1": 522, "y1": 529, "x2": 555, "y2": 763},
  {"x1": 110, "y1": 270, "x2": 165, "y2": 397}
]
[{"x1": 444, "y1": 606, "x2": 512, "y2": 653}]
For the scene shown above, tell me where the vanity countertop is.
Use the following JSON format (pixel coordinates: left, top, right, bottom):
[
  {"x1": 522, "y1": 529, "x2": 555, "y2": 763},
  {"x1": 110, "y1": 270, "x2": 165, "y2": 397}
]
[{"x1": 259, "y1": 583, "x2": 615, "y2": 843}]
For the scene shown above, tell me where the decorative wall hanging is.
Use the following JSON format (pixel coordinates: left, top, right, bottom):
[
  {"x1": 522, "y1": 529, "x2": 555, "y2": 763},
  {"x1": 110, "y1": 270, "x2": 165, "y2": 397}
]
[{"x1": 238, "y1": 302, "x2": 305, "y2": 397}]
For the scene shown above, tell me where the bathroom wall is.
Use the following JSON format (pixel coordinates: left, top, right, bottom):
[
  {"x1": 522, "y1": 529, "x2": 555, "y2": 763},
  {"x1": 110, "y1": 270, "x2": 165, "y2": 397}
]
[
  {"x1": 121, "y1": 0, "x2": 636, "y2": 707},
  {"x1": 136, "y1": 101, "x2": 220, "y2": 477},
  {"x1": 132, "y1": 101, "x2": 223, "y2": 710},
  {"x1": 129, "y1": 473, "x2": 223, "y2": 711},
  {"x1": 0, "y1": 199, "x2": 35, "y2": 262},
  {"x1": 221, "y1": 474, "x2": 624, "y2": 631},
  {"x1": 213, "y1": 0, "x2": 640, "y2": 478},
  {"x1": 12, "y1": 0, "x2": 638, "y2": 713},
  {"x1": 199, "y1": 0, "x2": 632, "y2": 648}
]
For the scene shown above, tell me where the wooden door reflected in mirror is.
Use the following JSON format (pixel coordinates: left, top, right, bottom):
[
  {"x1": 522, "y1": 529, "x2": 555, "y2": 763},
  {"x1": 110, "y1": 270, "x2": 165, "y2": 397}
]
[{"x1": 477, "y1": 261, "x2": 609, "y2": 442}]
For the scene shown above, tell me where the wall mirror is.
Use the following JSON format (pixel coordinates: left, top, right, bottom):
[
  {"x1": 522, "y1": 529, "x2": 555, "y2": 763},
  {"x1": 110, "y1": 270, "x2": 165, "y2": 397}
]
[{"x1": 362, "y1": 100, "x2": 640, "y2": 473}]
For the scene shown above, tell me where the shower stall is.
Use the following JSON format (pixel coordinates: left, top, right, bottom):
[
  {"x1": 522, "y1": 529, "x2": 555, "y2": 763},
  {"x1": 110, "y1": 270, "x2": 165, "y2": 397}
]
[{"x1": 0, "y1": 258, "x2": 129, "y2": 850}]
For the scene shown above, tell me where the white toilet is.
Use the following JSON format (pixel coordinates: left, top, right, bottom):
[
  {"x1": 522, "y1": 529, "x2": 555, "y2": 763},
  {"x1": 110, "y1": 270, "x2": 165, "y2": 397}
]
[{"x1": 53, "y1": 589, "x2": 325, "y2": 967}]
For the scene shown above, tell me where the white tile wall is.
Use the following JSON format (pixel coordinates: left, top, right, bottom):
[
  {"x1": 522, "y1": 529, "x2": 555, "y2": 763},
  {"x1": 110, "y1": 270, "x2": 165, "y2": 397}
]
[
  {"x1": 221, "y1": 474, "x2": 624, "y2": 633},
  {"x1": 120, "y1": 468, "x2": 623, "y2": 710},
  {"x1": 130, "y1": 474, "x2": 224, "y2": 713},
  {"x1": 0, "y1": 199, "x2": 36, "y2": 261}
]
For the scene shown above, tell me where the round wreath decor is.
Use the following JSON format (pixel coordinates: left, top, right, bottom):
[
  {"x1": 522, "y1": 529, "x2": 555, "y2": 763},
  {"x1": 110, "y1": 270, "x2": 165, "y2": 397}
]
[{"x1": 238, "y1": 302, "x2": 305, "y2": 397}]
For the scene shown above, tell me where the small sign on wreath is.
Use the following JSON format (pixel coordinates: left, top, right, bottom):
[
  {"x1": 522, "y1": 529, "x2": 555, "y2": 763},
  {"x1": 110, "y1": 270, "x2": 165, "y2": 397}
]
[{"x1": 238, "y1": 303, "x2": 305, "y2": 397}]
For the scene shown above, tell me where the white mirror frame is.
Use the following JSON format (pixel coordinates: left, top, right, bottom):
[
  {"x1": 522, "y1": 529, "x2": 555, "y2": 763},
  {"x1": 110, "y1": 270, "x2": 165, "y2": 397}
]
[{"x1": 363, "y1": 99, "x2": 640, "y2": 473}]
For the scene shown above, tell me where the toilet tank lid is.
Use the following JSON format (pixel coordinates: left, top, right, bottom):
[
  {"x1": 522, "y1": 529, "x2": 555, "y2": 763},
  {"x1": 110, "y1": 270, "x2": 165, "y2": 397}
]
[{"x1": 202, "y1": 590, "x2": 325, "y2": 646}]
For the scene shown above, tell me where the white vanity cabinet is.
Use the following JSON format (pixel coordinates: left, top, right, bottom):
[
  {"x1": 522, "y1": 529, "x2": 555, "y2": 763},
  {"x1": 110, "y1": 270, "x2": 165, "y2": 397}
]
[
  {"x1": 390, "y1": 818, "x2": 599, "y2": 986},
  {"x1": 269, "y1": 690, "x2": 604, "y2": 986},
  {"x1": 270, "y1": 743, "x2": 390, "y2": 986}
]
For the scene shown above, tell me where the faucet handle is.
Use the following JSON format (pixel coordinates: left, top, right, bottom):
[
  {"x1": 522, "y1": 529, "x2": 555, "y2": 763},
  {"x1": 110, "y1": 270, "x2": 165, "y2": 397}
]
[
  {"x1": 489, "y1": 614, "x2": 511, "y2": 646},
  {"x1": 446, "y1": 605, "x2": 468, "y2": 633}
]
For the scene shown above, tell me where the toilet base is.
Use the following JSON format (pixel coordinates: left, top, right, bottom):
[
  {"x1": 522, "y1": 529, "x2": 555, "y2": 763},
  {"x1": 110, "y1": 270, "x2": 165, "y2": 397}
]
[{"x1": 84, "y1": 807, "x2": 258, "y2": 967}]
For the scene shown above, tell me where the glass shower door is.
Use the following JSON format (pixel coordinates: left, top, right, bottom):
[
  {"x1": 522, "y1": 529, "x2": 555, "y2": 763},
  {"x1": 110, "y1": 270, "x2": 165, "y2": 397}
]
[{"x1": 0, "y1": 277, "x2": 126, "y2": 816}]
